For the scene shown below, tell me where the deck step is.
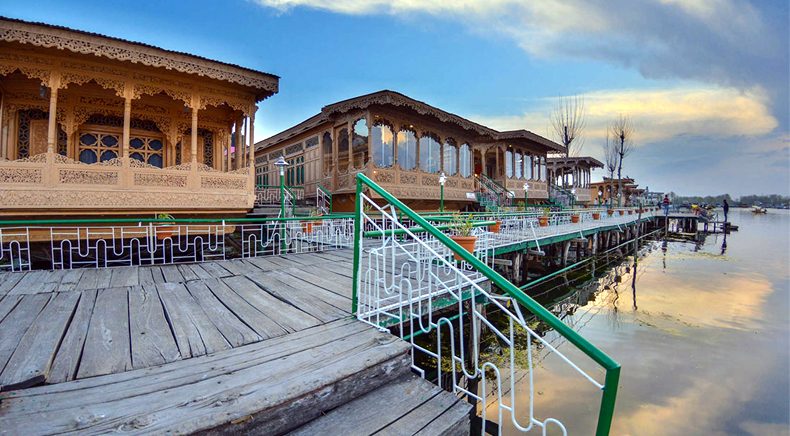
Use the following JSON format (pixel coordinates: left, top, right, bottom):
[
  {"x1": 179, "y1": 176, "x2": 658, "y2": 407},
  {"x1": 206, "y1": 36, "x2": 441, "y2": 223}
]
[
  {"x1": 0, "y1": 318, "x2": 411, "y2": 435},
  {"x1": 287, "y1": 373, "x2": 472, "y2": 436}
]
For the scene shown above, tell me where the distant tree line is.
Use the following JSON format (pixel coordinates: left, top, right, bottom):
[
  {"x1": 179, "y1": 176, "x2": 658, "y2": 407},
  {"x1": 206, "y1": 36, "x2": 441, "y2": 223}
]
[{"x1": 669, "y1": 192, "x2": 790, "y2": 206}]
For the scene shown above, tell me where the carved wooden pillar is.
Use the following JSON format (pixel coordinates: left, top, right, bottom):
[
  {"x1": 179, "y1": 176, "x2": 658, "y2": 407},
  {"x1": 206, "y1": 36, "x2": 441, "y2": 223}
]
[
  {"x1": 122, "y1": 92, "x2": 131, "y2": 160},
  {"x1": 234, "y1": 118, "x2": 242, "y2": 170},
  {"x1": 46, "y1": 72, "x2": 61, "y2": 159},
  {"x1": 248, "y1": 110, "x2": 255, "y2": 168}
]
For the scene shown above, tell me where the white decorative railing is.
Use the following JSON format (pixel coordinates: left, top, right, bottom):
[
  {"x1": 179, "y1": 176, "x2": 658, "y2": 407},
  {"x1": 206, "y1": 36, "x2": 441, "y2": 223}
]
[
  {"x1": 354, "y1": 179, "x2": 629, "y2": 435},
  {"x1": 0, "y1": 217, "x2": 354, "y2": 271},
  {"x1": 254, "y1": 185, "x2": 305, "y2": 206}
]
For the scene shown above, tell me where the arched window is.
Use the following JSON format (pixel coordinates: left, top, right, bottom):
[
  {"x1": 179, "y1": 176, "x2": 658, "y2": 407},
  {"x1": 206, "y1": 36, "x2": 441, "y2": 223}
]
[
  {"x1": 459, "y1": 143, "x2": 472, "y2": 177},
  {"x1": 371, "y1": 118, "x2": 394, "y2": 168},
  {"x1": 337, "y1": 128, "x2": 349, "y2": 172},
  {"x1": 515, "y1": 151, "x2": 522, "y2": 179},
  {"x1": 524, "y1": 154, "x2": 532, "y2": 179},
  {"x1": 397, "y1": 127, "x2": 417, "y2": 170},
  {"x1": 419, "y1": 132, "x2": 441, "y2": 173},
  {"x1": 505, "y1": 149, "x2": 513, "y2": 178},
  {"x1": 352, "y1": 118, "x2": 368, "y2": 169},
  {"x1": 322, "y1": 132, "x2": 333, "y2": 176},
  {"x1": 443, "y1": 138, "x2": 457, "y2": 175}
]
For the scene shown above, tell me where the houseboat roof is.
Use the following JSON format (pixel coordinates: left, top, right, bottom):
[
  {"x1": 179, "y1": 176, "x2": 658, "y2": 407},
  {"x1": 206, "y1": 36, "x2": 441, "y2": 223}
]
[
  {"x1": 255, "y1": 90, "x2": 564, "y2": 153},
  {"x1": 547, "y1": 156, "x2": 604, "y2": 168},
  {"x1": 0, "y1": 16, "x2": 279, "y2": 98}
]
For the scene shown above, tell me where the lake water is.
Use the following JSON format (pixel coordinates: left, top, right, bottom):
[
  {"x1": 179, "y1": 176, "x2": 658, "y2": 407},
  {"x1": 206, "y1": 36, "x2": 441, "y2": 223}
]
[{"x1": 494, "y1": 208, "x2": 789, "y2": 435}]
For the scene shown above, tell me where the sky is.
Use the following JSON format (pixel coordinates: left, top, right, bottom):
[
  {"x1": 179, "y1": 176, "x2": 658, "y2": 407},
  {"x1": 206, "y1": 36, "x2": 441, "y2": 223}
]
[{"x1": 3, "y1": 0, "x2": 788, "y2": 197}]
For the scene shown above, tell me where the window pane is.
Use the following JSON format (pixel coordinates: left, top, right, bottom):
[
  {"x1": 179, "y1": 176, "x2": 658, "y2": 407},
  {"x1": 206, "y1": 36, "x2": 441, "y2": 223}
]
[
  {"x1": 371, "y1": 119, "x2": 394, "y2": 168},
  {"x1": 459, "y1": 143, "x2": 471, "y2": 177},
  {"x1": 322, "y1": 132, "x2": 333, "y2": 176},
  {"x1": 525, "y1": 154, "x2": 532, "y2": 179},
  {"x1": 148, "y1": 154, "x2": 163, "y2": 168},
  {"x1": 505, "y1": 150, "x2": 513, "y2": 177},
  {"x1": 337, "y1": 128, "x2": 349, "y2": 172},
  {"x1": 397, "y1": 128, "x2": 417, "y2": 170},
  {"x1": 100, "y1": 150, "x2": 117, "y2": 161},
  {"x1": 443, "y1": 138, "x2": 457, "y2": 175},
  {"x1": 79, "y1": 149, "x2": 97, "y2": 164},
  {"x1": 419, "y1": 132, "x2": 441, "y2": 173},
  {"x1": 352, "y1": 118, "x2": 368, "y2": 169},
  {"x1": 515, "y1": 152, "x2": 522, "y2": 179}
]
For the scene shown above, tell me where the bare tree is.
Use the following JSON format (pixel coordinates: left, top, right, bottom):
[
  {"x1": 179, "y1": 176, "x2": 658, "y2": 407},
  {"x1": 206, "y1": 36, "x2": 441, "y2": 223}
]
[
  {"x1": 609, "y1": 114, "x2": 635, "y2": 206},
  {"x1": 550, "y1": 95, "x2": 587, "y2": 157},
  {"x1": 603, "y1": 132, "x2": 618, "y2": 207}
]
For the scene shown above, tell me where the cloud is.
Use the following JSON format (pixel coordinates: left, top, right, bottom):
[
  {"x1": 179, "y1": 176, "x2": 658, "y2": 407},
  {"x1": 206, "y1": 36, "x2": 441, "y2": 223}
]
[
  {"x1": 469, "y1": 85, "x2": 778, "y2": 144},
  {"x1": 251, "y1": 0, "x2": 789, "y2": 130}
]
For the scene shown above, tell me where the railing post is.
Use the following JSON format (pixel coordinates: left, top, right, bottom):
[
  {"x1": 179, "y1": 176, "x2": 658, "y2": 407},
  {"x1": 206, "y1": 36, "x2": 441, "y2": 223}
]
[
  {"x1": 596, "y1": 366, "x2": 621, "y2": 436},
  {"x1": 351, "y1": 174, "x2": 363, "y2": 315}
]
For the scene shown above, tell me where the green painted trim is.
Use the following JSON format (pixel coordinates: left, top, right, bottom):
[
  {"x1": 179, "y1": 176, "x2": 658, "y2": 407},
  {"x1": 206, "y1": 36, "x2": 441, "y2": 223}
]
[{"x1": 351, "y1": 176, "x2": 363, "y2": 315}]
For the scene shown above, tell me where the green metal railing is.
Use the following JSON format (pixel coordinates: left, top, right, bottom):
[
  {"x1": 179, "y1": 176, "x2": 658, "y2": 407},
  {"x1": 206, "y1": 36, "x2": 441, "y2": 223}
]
[{"x1": 351, "y1": 173, "x2": 621, "y2": 436}]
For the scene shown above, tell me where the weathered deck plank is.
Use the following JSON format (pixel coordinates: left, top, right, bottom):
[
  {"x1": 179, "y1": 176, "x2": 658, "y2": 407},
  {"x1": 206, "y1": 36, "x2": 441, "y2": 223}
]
[
  {"x1": 185, "y1": 281, "x2": 260, "y2": 347},
  {"x1": 111, "y1": 266, "x2": 140, "y2": 288},
  {"x1": 76, "y1": 287, "x2": 131, "y2": 379},
  {"x1": 157, "y1": 282, "x2": 230, "y2": 358},
  {"x1": 0, "y1": 320, "x2": 409, "y2": 436},
  {"x1": 202, "y1": 278, "x2": 288, "y2": 339},
  {"x1": 0, "y1": 294, "x2": 51, "y2": 379},
  {"x1": 246, "y1": 271, "x2": 345, "y2": 323},
  {"x1": 0, "y1": 292, "x2": 80, "y2": 390},
  {"x1": 129, "y1": 285, "x2": 180, "y2": 369},
  {"x1": 48, "y1": 289, "x2": 97, "y2": 384}
]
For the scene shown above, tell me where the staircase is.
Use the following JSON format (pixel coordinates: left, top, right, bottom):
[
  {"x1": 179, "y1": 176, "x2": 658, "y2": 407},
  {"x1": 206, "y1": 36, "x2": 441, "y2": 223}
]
[
  {"x1": 549, "y1": 183, "x2": 573, "y2": 208},
  {"x1": 475, "y1": 174, "x2": 512, "y2": 208}
]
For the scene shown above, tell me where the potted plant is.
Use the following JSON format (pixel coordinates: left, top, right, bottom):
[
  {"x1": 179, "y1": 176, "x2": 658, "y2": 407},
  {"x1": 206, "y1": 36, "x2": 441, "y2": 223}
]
[
  {"x1": 486, "y1": 206, "x2": 502, "y2": 233},
  {"x1": 592, "y1": 211, "x2": 601, "y2": 220},
  {"x1": 155, "y1": 213, "x2": 175, "y2": 240},
  {"x1": 571, "y1": 213, "x2": 580, "y2": 223},
  {"x1": 628, "y1": 209, "x2": 633, "y2": 215},
  {"x1": 618, "y1": 209, "x2": 625, "y2": 216},
  {"x1": 303, "y1": 208, "x2": 322, "y2": 233},
  {"x1": 449, "y1": 213, "x2": 477, "y2": 261},
  {"x1": 538, "y1": 208, "x2": 550, "y2": 227},
  {"x1": 607, "y1": 208, "x2": 614, "y2": 216}
]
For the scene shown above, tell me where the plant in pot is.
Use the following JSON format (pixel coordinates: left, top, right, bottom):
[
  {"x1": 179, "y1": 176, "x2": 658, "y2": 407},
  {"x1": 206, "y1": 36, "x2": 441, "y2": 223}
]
[
  {"x1": 592, "y1": 210, "x2": 601, "y2": 220},
  {"x1": 449, "y1": 213, "x2": 477, "y2": 261},
  {"x1": 570, "y1": 211, "x2": 581, "y2": 223},
  {"x1": 628, "y1": 209, "x2": 633, "y2": 215},
  {"x1": 538, "y1": 208, "x2": 551, "y2": 227},
  {"x1": 155, "y1": 213, "x2": 175, "y2": 240},
  {"x1": 486, "y1": 206, "x2": 502, "y2": 233},
  {"x1": 303, "y1": 207, "x2": 322, "y2": 233},
  {"x1": 618, "y1": 209, "x2": 625, "y2": 215}
]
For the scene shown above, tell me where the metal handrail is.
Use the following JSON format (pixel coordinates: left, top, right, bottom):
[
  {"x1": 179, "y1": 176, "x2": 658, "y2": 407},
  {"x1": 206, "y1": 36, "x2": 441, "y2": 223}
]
[
  {"x1": 317, "y1": 183, "x2": 332, "y2": 214},
  {"x1": 352, "y1": 173, "x2": 620, "y2": 436}
]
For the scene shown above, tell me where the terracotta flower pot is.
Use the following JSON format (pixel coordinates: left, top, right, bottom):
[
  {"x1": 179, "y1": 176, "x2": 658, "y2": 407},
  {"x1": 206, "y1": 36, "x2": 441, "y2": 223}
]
[
  {"x1": 628, "y1": 210, "x2": 633, "y2": 215},
  {"x1": 592, "y1": 212, "x2": 600, "y2": 220},
  {"x1": 157, "y1": 224, "x2": 175, "y2": 240},
  {"x1": 538, "y1": 216, "x2": 549, "y2": 227},
  {"x1": 571, "y1": 215, "x2": 580, "y2": 223},
  {"x1": 449, "y1": 235, "x2": 477, "y2": 261},
  {"x1": 489, "y1": 220, "x2": 502, "y2": 233},
  {"x1": 303, "y1": 221, "x2": 315, "y2": 233},
  {"x1": 618, "y1": 210, "x2": 625, "y2": 215},
  {"x1": 607, "y1": 209, "x2": 614, "y2": 216}
]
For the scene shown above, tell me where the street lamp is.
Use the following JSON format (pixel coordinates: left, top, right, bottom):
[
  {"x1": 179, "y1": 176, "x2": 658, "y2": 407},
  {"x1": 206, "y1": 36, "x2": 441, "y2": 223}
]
[
  {"x1": 523, "y1": 182, "x2": 529, "y2": 208},
  {"x1": 439, "y1": 172, "x2": 446, "y2": 212},
  {"x1": 274, "y1": 156, "x2": 289, "y2": 250}
]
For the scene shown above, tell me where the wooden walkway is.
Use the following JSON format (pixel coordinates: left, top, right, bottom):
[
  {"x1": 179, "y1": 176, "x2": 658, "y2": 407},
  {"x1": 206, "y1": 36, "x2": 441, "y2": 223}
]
[{"x1": 0, "y1": 249, "x2": 472, "y2": 435}]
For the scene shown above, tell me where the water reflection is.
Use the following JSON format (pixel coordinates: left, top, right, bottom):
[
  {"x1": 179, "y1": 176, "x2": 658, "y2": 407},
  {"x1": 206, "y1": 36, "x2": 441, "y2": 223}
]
[{"x1": 482, "y1": 209, "x2": 789, "y2": 435}]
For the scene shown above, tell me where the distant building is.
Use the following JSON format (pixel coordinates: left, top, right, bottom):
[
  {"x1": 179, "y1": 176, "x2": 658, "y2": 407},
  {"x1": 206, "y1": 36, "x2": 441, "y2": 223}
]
[
  {"x1": 0, "y1": 17, "x2": 279, "y2": 219},
  {"x1": 254, "y1": 90, "x2": 564, "y2": 211},
  {"x1": 590, "y1": 177, "x2": 645, "y2": 206},
  {"x1": 546, "y1": 156, "x2": 603, "y2": 206}
]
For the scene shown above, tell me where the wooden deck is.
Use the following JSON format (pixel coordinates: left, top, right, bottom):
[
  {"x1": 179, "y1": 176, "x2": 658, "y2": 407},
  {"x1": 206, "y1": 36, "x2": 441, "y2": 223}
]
[{"x1": 0, "y1": 249, "x2": 473, "y2": 435}]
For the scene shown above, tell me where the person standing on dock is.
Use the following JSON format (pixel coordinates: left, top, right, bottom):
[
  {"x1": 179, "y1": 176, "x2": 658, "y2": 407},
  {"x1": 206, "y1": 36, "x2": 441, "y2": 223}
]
[
  {"x1": 723, "y1": 199, "x2": 729, "y2": 222},
  {"x1": 663, "y1": 195, "x2": 670, "y2": 215}
]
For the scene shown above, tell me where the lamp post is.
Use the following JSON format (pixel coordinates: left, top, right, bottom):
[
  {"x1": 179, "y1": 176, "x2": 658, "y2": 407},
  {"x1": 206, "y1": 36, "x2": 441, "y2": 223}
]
[
  {"x1": 571, "y1": 187, "x2": 576, "y2": 210},
  {"x1": 274, "y1": 156, "x2": 289, "y2": 251},
  {"x1": 439, "y1": 172, "x2": 446, "y2": 212},
  {"x1": 523, "y1": 182, "x2": 529, "y2": 208}
]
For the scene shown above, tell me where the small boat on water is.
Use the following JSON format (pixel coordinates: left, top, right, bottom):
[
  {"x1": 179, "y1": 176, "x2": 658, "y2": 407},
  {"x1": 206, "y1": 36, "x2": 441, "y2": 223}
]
[{"x1": 750, "y1": 205, "x2": 767, "y2": 214}]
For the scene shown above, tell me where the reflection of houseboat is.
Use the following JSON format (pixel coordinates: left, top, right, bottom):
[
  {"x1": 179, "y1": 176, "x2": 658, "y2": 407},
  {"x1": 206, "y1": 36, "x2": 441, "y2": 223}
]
[
  {"x1": 0, "y1": 17, "x2": 279, "y2": 219},
  {"x1": 254, "y1": 91, "x2": 565, "y2": 211}
]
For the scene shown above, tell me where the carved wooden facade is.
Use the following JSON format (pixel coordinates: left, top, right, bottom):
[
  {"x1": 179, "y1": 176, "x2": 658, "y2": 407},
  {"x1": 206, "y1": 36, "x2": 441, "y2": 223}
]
[
  {"x1": 255, "y1": 91, "x2": 563, "y2": 210},
  {"x1": 0, "y1": 17, "x2": 279, "y2": 218}
]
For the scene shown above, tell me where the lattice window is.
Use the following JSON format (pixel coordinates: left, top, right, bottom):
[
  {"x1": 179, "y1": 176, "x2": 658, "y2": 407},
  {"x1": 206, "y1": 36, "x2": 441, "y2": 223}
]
[
  {"x1": 16, "y1": 109, "x2": 67, "y2": 159},
  {"x1": 129, "y1": 137, "x2": 164, "y2": 168},
  {"x1": 78, "y1": 132, "x2": 120, "y2": 164},
  {"x1": 305, "y1": 136, "x2": 319, "y2": 149},
  {"x1": 177, "y1": 128, "x2": 214, "y2": 167}
]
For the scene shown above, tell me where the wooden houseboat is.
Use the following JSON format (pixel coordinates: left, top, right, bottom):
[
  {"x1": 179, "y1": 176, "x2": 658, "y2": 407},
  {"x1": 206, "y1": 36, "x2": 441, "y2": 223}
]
[
  {"x1": 254, "y1": 90, "x2": 563, "y2": 212},
  {"x1": 0, "y1": 17, "x2": 279, "y2": 219},
  {"x1": 546, "y1": 156, "x2": 603, "y2": 206}
]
